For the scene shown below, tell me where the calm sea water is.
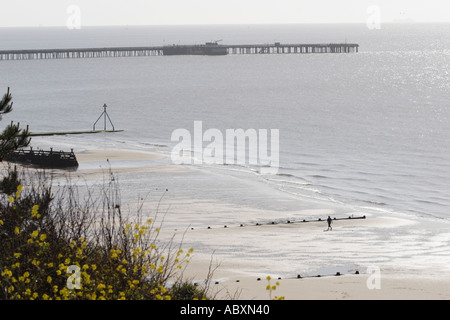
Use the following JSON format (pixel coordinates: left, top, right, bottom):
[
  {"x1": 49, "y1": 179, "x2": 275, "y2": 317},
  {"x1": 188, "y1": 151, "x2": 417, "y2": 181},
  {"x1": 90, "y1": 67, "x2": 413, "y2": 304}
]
[{"x1": 1, "y1": 23, "x2": 450, "y2": 225}]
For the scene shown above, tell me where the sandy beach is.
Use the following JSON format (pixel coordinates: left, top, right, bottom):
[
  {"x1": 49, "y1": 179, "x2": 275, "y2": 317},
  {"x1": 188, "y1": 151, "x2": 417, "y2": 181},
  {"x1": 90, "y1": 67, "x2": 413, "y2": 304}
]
[
  {"x1": 73, "y1": 149, "x2": 450, "y2": 300},
  {"x1": 76, "y1": 149, "x2": 165, "y2": 163},
  {"x1": 179, "y1": 230, "x2": 450, "y2": 300},
  {"x1": 74, "y1": 148, "x2": 188, "y2": 176},
  {"x1": 175, "y1": 217, "x2": 450, "y2": 300},
  {"x1": 205, "y1": 273, "x2": 450, "y2": 300}
]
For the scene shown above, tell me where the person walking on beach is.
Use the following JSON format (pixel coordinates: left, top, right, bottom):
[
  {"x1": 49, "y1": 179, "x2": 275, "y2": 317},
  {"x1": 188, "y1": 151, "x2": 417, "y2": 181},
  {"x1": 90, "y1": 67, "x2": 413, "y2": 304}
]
[{"x1": 327, "y1": 216, "x2": 333, "y2": 231}]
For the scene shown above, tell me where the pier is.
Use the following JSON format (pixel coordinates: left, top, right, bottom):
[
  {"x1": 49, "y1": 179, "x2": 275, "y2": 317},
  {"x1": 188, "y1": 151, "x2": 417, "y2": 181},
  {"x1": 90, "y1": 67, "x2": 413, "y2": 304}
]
[
  {"x1": 227, "y1": 43, "x2": 358, "y2": 54},
  {"x1": 0, "y1": 43, "x2": 359, "y2": 61}
]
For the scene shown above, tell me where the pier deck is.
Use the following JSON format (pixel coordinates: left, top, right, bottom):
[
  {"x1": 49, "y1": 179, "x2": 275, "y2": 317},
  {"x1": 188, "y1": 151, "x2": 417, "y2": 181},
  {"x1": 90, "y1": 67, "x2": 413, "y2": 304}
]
[{"x1": 0, "y1": 43, "x2": 358, "y2": 60}]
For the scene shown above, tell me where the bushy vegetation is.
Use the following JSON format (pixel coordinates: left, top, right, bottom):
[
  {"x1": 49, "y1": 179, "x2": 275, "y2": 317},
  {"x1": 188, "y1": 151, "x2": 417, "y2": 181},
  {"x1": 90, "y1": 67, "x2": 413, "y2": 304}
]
[
  {"x1": 0, "y1": 167, "x2": 209, "y2": 300},
  {"x1": 0, "y1": 88, "x2": 210, "y2": 300}
]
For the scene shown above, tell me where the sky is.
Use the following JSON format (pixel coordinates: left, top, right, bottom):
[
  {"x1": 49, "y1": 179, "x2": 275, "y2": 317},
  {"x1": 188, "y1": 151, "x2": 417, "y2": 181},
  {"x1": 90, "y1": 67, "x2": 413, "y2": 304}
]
[{"x1": 2, "y1": 0, "x2": 450, "y2": 27}]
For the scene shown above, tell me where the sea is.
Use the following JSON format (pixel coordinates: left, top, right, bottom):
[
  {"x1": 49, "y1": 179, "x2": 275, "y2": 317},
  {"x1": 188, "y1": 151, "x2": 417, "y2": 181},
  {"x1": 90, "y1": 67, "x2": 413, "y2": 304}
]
[{"x1": 1, "y1": 23, "x2": 450, "y2": 279}]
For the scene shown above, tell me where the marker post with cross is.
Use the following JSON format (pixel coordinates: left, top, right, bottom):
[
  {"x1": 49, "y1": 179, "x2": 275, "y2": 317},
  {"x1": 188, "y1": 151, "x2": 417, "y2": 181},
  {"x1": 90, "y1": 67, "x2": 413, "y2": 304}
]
[{"x1": 93, "y1": 104, "x2": 116, "y2": 132}]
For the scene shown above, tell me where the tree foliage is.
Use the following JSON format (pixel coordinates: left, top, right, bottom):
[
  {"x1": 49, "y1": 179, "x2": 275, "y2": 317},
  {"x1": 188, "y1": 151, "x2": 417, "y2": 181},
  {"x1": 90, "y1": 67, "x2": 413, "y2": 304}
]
[{"x1": 0, "y1": 87, "x2": 31, "y2": 161}]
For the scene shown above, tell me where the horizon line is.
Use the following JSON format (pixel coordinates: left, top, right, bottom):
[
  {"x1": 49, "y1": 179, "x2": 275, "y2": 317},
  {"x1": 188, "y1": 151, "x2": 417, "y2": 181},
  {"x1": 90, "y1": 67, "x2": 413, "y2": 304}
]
[{"x1": 1, "y1": 21, "x2": 450, "y2": 29}]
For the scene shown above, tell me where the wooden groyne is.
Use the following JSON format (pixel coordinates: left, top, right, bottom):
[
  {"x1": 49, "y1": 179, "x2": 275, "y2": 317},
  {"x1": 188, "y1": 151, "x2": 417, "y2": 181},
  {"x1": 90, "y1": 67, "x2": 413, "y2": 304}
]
[
  {"x1": 180, "y1": 215, "x2": 366, "y2": 231},
  {"x1": 29, "y1": 129, "x2": 123, "y2": 137},
  {"x1": 6, "y1": 147, "x2": 78, "y2": 168},
  {"x1": 0, "y1": 43, "x2": 359, "y2": 61}
]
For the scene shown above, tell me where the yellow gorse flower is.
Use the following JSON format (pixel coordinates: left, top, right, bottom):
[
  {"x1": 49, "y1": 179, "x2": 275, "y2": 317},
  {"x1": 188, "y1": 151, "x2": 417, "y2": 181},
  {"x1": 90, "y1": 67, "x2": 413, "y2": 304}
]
[
  {"x1": 1, "y1": 192, "x2": 192, "y2": 301},
  {"x1": 31, "y1": 205, "x2": 40, "y2": 218},
  {"x1": 97, "y1": 284, "x2": 106, "y2": 290}
]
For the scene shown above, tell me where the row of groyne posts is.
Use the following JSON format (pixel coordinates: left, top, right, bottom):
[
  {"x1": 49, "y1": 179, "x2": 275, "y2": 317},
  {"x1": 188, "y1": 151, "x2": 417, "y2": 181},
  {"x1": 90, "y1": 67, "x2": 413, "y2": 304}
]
[
  {"x1": 187, "y1": 215, "x2": 366, "y2": 285},
  {"x1": 0, "y1": 43, "x2": 358, "y2": 60},
  {"x1": 182, "y1": 215, "x2": 366, "y2": 231}
]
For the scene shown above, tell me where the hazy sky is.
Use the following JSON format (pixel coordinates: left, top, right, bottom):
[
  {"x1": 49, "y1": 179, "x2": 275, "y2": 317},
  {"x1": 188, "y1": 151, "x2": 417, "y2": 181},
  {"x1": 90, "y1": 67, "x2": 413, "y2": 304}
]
[{"x1": 2, "y1": 0, "x2": 450, "y2": 27}]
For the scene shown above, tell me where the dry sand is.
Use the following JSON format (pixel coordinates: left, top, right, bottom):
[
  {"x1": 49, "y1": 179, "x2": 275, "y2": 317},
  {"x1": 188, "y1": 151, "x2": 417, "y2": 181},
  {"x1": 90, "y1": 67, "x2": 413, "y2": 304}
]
[
  {"x1": 206, "y1": 273, "x2": 450, "y2": 300},
  {"x1": 74, "y1": 148, "x2": 188, "y2": 176},
  {"x1": 76, "y1": 149, "x2": 165, "y2": 163}
]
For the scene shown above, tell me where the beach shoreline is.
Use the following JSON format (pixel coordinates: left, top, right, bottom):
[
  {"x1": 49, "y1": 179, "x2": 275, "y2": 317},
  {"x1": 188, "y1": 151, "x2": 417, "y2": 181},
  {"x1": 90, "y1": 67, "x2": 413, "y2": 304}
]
[{"x1": 69, "y1": 149, "x2": 450, "y2": 300}]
